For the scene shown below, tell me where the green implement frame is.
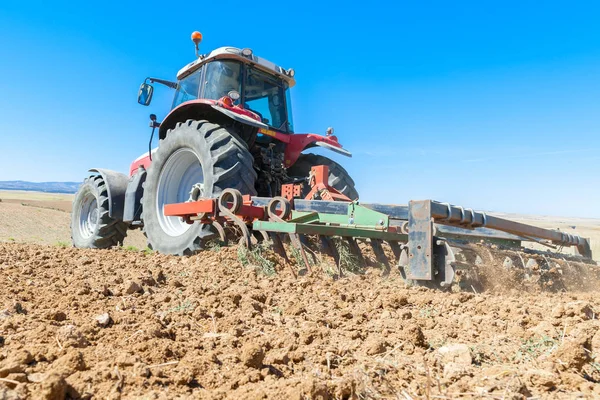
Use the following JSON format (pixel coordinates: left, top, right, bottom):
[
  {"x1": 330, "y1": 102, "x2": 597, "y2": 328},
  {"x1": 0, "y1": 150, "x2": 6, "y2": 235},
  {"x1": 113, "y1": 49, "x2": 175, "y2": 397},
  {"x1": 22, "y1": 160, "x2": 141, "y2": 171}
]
[
  {"x1": 253, "y1": 202, "x2": 407, "y2": 241},
  {"x1": 248, "y1": 197, "x2": 594, "y2": 288}
]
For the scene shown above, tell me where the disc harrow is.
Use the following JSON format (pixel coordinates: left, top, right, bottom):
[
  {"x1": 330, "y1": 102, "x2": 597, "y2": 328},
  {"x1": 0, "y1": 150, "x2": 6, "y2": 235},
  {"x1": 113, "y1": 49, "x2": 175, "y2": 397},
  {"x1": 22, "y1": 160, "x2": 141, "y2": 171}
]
[{"x1": 163, "y1": 165, "x2": 596, "y2": 290}]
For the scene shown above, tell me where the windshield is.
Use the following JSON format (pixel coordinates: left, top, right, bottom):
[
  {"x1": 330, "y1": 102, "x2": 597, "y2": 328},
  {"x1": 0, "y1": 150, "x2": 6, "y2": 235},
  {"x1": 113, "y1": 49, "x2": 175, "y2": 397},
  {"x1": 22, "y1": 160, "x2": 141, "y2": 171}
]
[
  {"x1": 245, "y1": 67, "x2": 293, "y2": 132},
  {"x1": 172, "y1": 67, "x2": 202, "y2": 108},
  {"x1": 204, "y1": 61, "x2": 242, "y2": 102}
]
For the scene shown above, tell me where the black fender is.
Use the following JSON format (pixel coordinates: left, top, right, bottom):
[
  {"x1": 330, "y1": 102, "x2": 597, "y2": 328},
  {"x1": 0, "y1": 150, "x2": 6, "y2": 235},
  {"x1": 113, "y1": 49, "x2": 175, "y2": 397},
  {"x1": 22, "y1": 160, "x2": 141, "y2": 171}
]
[
  {"x1": 88, "y1": 168, "x2": 128, "y2": 220},
  {"x1": 158, "y1": 101, "x2": 267, "y2": 140},
  {"x1": 123, "y1": 167, "x2": 147, "y2": 224}
]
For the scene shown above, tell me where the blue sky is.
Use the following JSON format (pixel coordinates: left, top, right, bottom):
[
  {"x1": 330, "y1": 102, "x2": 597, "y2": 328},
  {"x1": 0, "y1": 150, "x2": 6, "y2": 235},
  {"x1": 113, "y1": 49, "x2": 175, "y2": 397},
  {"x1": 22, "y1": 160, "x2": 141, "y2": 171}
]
[{"x1": 0, "y1": 0, "x2": 599, "y2": 217}]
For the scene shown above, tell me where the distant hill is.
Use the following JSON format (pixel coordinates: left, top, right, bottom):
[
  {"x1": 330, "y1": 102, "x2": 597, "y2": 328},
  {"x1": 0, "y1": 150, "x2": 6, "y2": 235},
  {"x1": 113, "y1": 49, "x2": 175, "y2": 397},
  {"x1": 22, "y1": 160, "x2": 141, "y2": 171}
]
[{"x1": 0, "y1": 181, "x2": 80, "y2": 194}]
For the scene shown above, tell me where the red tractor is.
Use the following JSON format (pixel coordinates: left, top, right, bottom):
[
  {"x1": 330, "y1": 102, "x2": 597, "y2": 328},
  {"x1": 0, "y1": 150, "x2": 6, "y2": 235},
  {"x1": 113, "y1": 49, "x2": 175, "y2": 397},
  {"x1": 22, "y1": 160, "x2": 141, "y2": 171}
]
[{"x1": 71, "y1": 32, "x2": 357, "y2": 255}]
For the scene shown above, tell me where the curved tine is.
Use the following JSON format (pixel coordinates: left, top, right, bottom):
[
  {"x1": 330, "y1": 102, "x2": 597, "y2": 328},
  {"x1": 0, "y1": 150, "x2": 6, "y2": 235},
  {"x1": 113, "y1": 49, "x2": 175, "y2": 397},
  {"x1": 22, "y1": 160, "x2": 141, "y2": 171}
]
[
  {"x1": 267, "y1": 196, "x2": 291, "y2": 222},
  {"x1": 218, "y1": 188, "x2": 243, "y2": 214},
  {"x1": 320, "y1": 236, "x2": 341, "y2": 277},
  {"x1": 299, "y1": 234, "x2": 319, "y2": 264},
  {"x1": 218, "y1": 189, "x2": 251, "y2": 248},
  {"x1": 400, "y1": 221, "x2": 409, "y2": 235},
  {"x1": 289, "y1": 233, "x2": 312, "y2": 273},
  {"x1": 237, "y1": 222, "x2": 253, "y2": 248},
  {"x1": 346, "y1": 237, "x2": 366, "y2": 267},
  {"x1": 259, "y1": 230, "x2": 270, "y2": 242},
  {"x1": 371, "y1": 239, "x2": 390, "y2": 274},
  {"x1": 270, "y1": 232, "x2": 289, "y2": 261},
  {"x1": 238, "y1": 232, "x2": 252, "y2": 248},
  {"x1": 211, "y1": 221, "x2": 228, "y2": 245},
  {"x1": 387, "y1": 241, "x2": 402, "y2": 260}
]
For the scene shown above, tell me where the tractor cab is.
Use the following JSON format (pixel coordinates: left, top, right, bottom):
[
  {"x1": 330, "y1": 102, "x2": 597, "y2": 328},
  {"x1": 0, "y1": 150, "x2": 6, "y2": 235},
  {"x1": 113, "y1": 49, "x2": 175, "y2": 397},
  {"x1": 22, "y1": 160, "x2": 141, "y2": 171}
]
[
  {"x1": 142, "y1": 46, "x2": 296, "y2": 134},
  {"x1": 174, "y1": 57, "x2": 294, "y2": 133}
]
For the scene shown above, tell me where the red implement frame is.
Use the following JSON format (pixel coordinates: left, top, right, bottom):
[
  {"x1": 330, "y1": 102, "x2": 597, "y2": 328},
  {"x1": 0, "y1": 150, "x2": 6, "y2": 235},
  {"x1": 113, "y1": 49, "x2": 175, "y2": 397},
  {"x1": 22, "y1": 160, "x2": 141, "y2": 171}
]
[
  {"x1": 163, "y1": 196, "x2": 265, "y2": 223},
  {"x1": 304, "y1": 165, "x2": 351, "y2": 202},
  {"x1": 281, "y1": 183, "x2": 302, "y2": 202},
  {"x1": 163, "y1": 165, "x2": 349, "y2": 223}
]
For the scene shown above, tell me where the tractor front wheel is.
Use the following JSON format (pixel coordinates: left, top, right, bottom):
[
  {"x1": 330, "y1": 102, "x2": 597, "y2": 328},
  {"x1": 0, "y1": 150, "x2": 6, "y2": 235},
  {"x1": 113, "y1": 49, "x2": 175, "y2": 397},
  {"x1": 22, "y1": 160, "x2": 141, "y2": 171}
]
[
  {"x1": 288, "y1": 154, "x2": 359, "y2": 200},
  {"x1": 71, "y1": 175, "x2": 128, "y2": 248},
  {"x1": 141, "y1": 119, "x2": 257, "y2": 255}
]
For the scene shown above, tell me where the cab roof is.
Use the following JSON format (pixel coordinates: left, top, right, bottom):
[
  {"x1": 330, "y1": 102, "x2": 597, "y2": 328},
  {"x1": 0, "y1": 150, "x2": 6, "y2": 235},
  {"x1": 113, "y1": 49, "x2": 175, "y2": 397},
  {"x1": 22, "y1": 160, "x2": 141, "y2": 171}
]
[{"x1": 177, "y1": 47, "x2": 296, "y2": 87}]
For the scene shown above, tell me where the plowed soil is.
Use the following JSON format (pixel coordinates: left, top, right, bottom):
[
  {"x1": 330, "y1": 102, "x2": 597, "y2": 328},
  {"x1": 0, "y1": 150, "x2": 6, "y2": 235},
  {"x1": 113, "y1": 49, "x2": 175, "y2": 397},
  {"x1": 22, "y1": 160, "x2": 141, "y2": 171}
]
[
  {"x1": 0, "y1": 193, "x2": 147, "y2": 249},
  {"x1": 2, "y1": 242, "x2": 600, "y2": 399}
]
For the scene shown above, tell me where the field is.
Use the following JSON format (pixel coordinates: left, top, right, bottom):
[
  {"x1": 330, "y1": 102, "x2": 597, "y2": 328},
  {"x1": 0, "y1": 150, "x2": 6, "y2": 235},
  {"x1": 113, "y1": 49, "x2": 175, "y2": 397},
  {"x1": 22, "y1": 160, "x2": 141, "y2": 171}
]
[
  {"x1": 1, "y1": 190, "x2": 600, "y2": 399},
  {"x1": 0, "y1": 191, "x2": 147, "y2": 249}
]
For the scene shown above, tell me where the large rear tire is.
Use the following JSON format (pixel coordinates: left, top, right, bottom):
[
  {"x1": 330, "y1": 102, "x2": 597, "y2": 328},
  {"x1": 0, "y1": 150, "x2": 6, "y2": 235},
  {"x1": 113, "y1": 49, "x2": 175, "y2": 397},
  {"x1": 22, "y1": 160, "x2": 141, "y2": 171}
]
[
  {"x1": 71, "y1": 175, "x2": 128, "y2": 248},
  {"x1": 287, "y1": 154, "x2": 359, "y2": 200},
  {"x1": 141, "y1": 119, "x2": 257, "y2": 255}
]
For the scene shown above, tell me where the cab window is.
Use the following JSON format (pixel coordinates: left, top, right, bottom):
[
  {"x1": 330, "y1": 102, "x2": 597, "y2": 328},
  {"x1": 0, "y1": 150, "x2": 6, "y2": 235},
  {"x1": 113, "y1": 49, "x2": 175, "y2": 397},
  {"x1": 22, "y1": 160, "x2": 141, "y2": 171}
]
[
  {"x1": 203, "y1": 61, "x2": 242, "y2": 103},
  {"x1": 244, "y1": 67, "x2": 289, "y2": 132},
  {"x1": 172, "y1": 67, "x2": 202, "y2": 108}
]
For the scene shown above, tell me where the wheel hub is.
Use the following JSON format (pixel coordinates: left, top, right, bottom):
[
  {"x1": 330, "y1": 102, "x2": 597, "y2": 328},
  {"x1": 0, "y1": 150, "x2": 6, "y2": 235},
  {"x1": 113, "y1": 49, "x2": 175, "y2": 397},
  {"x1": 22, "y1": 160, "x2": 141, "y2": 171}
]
[
  {"x1": 156, "y1": 148, "x2": 204, "y2": 237},
  {"x1": 78, "y1": 192, "x2": 98, "y2": 239},
  {"x1": 188, "y1": 183, "x2": 204, "y2": 202}
]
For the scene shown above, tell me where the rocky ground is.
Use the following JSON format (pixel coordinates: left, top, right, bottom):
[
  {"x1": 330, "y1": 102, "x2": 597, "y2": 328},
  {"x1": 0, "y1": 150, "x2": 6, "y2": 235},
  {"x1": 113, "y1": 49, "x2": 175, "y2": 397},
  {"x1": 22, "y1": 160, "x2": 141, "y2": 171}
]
[{"x1": 1, "y1": 242, "x2": 600, "y2": 399}]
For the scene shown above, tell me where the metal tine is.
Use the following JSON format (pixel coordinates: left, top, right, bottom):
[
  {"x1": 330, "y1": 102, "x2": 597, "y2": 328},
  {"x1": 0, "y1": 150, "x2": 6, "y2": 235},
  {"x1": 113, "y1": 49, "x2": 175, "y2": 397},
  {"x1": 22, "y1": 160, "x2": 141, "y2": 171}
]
[
  {"x1": 299, "y1": 234, "x2": 311, "y2": 248},
  {"x1": 299, "y1": 234, "x2": 319, "y2": 265},
  {"x1": 259, "y1": 230, "x2": 270, "y2": 242},
  {"x1": 320, "y1": 236, "x2": 342, "y2": 277},
  {"x1": 270, "y1": 232, "x2": 289, "y2": 261},
  {"x1": 269, "y1": 232, "x2": 296, "y2": 278},
  {"x1": 387, "y1": 241, "x2": 402, "y2": 260},
  {"x1": 288, "y1": 233, "x2": 312, "y2": 273},
  {"x1": 371, "y1": 239, "x2": 390, "y2": 274},
  {"x1": 346, "y1": 237, "x2": 366, "y2": 267},
  {"x1": 211, "y1": 221, "x2": 228, "y2": 245}
]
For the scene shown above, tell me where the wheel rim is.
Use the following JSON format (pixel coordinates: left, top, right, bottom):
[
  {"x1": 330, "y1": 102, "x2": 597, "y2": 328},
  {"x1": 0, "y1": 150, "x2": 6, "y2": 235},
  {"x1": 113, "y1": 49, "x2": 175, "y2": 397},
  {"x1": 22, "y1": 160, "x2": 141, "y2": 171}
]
[
  {"x1": 156, "y1": 148, "x2": 204, "y2": 237},
  {"x1": 79, "y1": 191, "x2": 99, "y2": 239}
]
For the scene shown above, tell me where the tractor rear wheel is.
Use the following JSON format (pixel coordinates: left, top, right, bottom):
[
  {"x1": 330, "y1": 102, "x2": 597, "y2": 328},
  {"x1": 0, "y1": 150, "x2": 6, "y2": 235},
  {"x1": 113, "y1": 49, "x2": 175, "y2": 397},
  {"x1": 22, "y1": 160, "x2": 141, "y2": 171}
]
[
  {"x1": 141, "y1": 119, "x2": 257, "y2": 255},
  {"x1": 288, "y1": 154, "x2": 359, "y2": 200},
  {"x1": 71, "y1": 175, "x2": 128, "y2": 248}
]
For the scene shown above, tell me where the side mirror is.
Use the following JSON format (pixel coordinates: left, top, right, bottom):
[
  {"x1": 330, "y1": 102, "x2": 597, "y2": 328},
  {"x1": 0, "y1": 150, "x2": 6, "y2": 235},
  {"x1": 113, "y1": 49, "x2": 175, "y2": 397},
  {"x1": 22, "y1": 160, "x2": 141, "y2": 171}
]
[{"x1": 137, "y1": 83, "x2": 154, "y2": 106}]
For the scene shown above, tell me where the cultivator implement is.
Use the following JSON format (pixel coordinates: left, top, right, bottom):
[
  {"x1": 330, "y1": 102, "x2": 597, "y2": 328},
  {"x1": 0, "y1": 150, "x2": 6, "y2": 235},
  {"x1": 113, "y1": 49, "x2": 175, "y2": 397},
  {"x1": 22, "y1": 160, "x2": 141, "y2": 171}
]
[{"x1": 164, "y1": 166, "x2": 596, "y2": 290}]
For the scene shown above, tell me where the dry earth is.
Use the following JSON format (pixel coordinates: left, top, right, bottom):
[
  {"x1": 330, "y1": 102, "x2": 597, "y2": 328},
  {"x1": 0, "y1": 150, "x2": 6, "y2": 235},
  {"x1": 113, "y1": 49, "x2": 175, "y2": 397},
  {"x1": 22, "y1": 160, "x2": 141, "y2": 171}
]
[
  {"x1": 2, "y1": 243, "x2": 600, "y2": 399},
  {"x1": 1, "y1": 190, "x2": 600, "y2": 399},
  {"x1": 0, "y1": 191, "x2": 147, "y2": 249}
]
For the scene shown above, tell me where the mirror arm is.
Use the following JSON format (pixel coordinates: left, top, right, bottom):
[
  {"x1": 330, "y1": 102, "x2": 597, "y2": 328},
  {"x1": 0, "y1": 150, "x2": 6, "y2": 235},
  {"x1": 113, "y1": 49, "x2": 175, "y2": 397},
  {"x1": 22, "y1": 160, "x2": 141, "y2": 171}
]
[
  {"x1": 148, "y1": 114, "x2": 162, "y2": 161},
  {"x1": 149, "y1": 114, "x2": 161, "y2": 128},
  {"x1": 145, "y1": 77, "x2": 178, "y2": 90}
]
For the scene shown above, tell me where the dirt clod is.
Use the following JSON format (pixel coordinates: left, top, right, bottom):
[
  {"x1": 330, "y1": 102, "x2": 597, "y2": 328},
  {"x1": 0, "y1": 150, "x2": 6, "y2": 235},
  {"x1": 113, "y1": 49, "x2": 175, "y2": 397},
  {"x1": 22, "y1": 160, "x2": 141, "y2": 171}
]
[
  {"x1": 241, "y1": 343, "x2": 265, "y2": 369},
  {"x1": 384, "y1": 293, "x2": 408, "y2": 309},
  {"x1": 48, "y1": 311, "x2": 67, "y2": 321},
  {"x1": 124, "y1": 280, "x2": 142, "y2": 294},
  {"x1": 94, "y1": 313, "x2": 112, "y2": 327},
  {"x1": 12, "y1": 302, "x2": 25, "y2": 314},
  {"x1": 0, "y1": 388, "x2": 21, "y2": 400},
  {"x1": 169, "y1": 279, "x2": 184, "y2": 288},
  {"x1": 438, "y1": 344, "x2": 472, "y2": 365},
  {"x1": 39, "y1": 373, "x2": 67, "y2": 400},
  {"x1": 56, "y1": 325, "x2": 88, "y2": 348},
  {"x1": 365, "y1": 336, "x2": 389, "y2": 355},
  {"x1": 400, "y1": 323, "x2": 426, "y2": 347}
]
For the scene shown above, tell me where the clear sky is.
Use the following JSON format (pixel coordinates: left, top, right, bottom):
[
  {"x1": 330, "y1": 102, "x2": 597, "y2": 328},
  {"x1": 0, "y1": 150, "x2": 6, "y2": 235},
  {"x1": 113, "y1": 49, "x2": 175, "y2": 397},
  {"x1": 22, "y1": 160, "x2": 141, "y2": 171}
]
[{"x1": 1, "y1": 0, "x2": 599, "y2": 217}]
